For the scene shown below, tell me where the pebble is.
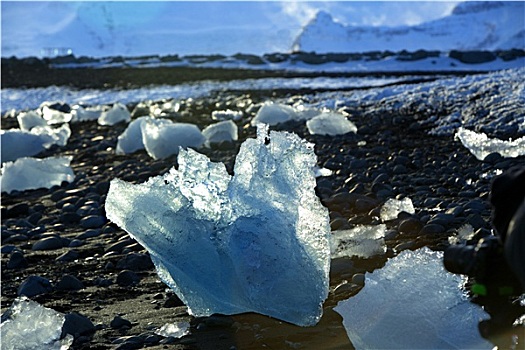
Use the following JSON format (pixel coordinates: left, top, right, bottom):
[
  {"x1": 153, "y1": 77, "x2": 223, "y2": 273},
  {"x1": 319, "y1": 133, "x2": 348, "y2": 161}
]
[
  {"x1": 77, "y1": 229, "x2": 101, "y2": 240},
  {"x1": 351, "y1": 273, "x2": 366, "y2": 286},
  {"x1": 116, "y1": 253, "x2": 153, "y2": 271},
  {"x1": 420, "y1": 224, "x2": 446, "y2": 234},
  {"x1": 1, "y1": 245, "x2": 17, "y2": 254},
  {"x1": 163, "y1": 294, "x2": 184, "y2": 308},
  {"x1": 60, "y1": 212, "x2": 81, "y2": 224},
  {"x1": 116, "y1": 270, "x2": 140, "y2": 287},
  {"x1": 32, "y1": 236, "x2": 63, "y2": 251},
  {"x1": 7, "y1": 251, "x2": 28, "y2": 269},
  {"x1": 6, "y1": 203, "x2": 29, "y2": 218},
  {"x1": 62, "y1": 312, "x2": 96, "y2": 338},
  {"x1": 69, "y1": 239, "x2": 84, "y2": 247},
  {"x1": 80, "y1": 215, "x2": 106, "y2": 229},
  {"x1": 398, "y1": 217, "x2": 423, "y2": 235},
  {"x1": 110, "y1": 315, "x2": 133, "y2": 329},
  {"x1": 56, "y1": 274, "x2": 84, "y2": 291},
  {"x1": 56, "y1": 250, "x2": 80, "y2": 262},
  {"x1": 18, "y1": 275, "x2": 53, "y2": 297}
]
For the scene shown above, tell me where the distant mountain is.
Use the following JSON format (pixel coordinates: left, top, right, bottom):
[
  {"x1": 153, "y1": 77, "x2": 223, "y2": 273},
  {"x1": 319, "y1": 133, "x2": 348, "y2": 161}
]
[{"x1": 293, "y1": 1, "x2": 525, "y2": 53}]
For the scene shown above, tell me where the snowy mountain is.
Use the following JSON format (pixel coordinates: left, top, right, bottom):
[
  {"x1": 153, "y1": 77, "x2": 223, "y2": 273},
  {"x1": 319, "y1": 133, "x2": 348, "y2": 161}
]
[{"x1": 293, "y1": 1, "x2": 525, "y2": 53}]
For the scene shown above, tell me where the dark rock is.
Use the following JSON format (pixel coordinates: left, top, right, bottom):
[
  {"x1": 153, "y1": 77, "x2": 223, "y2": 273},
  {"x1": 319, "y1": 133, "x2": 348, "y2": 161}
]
[
  {"x1": 1, "y1": 244, "x2": 16, "y2": 254},
  {"x1": 116, "y1": 270, "x2": 140, "y2": 287},
  {"x1": 354, "y1": 197, "x2": 378, "y2": 213},
  {"x1": 68, "y1": 239, "x2": 84, "y2": 247},
  {"x1": 398, "y1": 217, "x2": 423, "y2": 235},
  {"x1": 27, "y1": 212, "x2": 43, "y2": 225},
  {"x1": 6, "y1": 203, "x2": 29, "y2": 218},
  {"x1": 420, "y1": 224, "x2": 446, "y2": 234},
  {"x1": 32, "y1": 236, "x2": 63, "y2": 250},
  {"x1": 116, "y1": 253, "x2": 153, "y2": 271},
  {"x1": 7, "y1": 251, "x2": 28, "y2": 269},
  {"x1": 62, "y1": 312, "x2": 95, "y2": 338},
  {"x1": 80, "y1": 215, "x2": 106, "y2": 229},
  {"x1": 56, "y1": 250, "x2": 80, "y2": 262},
  {"x1": 163, "y1": 294, "x2": 184, "y2": 308},
  {"x1": 60, "y1": 212, "x2": 81, "y2": 224},
  {"x1": 110, "y1": 315, "x2": 133, "y2": 329},
  {"x1": 77, "y1": 229, "x2": 101, "y2": 240},
  {"x1": 483, "y1": 152, "x2": 503, "y2": 164},
  {"x1": 18, "y1": 275, "x2": 53, "y2": 297},
  {"x1": 56, "y1": 274, "x2": 84, "y2": 291}
]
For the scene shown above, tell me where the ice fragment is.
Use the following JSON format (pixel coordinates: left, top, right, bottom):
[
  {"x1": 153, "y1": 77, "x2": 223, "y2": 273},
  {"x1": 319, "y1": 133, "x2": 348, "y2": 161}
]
[
  {"x1": 116, "y1": 116, "x2": 150, "y2": 154},
  {"x1": 212, "y1": 109, "x2": 243, "y2": 121},
  {"x1": 331, "y1": 225, "x2": 386, "y2": 259},
  {"x1": 106, "y1": 125, "x2": 331, "y2": 326},
  {"x1": 140, "y1": 118, "x2": 205, "y2": 159},
  {"x1": 1, "y1": 156, "x2": 75, "y2": 194},
  {"x1": 155, "y1": 321, "x2": 191, "y2": 338},
  {"x1": 1, "y1": 296, "x2": 73, "y2": 350},
  {"x1": 202, "y1": 120, "x2": 238, "y2": 146},
  {"x1": 306, "y1": 112, "x2": 357, "y2": 136},
  {"x1": 380, "y1": 197, "x2": 415, "y2": 221},
  {"x1": 455, "y1": 127, "x2": 525, "y2": 161},
  {"x1": 334, "y1": 247, "x2": 492, "y2": 350},
  {"x1": 251, "y1": 102, "x2": 297, "y2": 126},
  {"x1": 17, "y1": 111, "x2": 47, "y2": 131},
  {"x1": 98, "y1": 103, "x2": 131, "y2": 126}
]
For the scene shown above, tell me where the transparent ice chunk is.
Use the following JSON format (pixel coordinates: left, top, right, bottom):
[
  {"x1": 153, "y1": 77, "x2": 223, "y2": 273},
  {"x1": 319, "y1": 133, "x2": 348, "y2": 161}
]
[
  {"x1": 1, "y1": 156, "x2": 75, "y2": 194},
  {"x1": 211, "y1": 109, "x2": 243, "y2": 121},
  {"x1": 41, "y1": 105, "x2": 72, "y2": 125},
  {"x1": 202, "y1": 120, "x2": 238, "y2": 147},
  {"x1": 306, "y1": 112, "x2": 357, "y2": 136},
  {"x1": 70, "y1": 105, "x2": 103, "y2": 122},
  {"x1": 116, "y1": 116, "x2": 150, "y2": 155},
  {"x1": 1, "y1": 130, "x2": 53, "y2": 162},
  {"x1": 140, "y1": 118, "x2": 205, "y2": 160},
  {"x1": 331, "y1": 225, "x2": 387, "y2": 259},
  {"x1": 17, "y1": 111, "x2": 47, "y2": 131},
  {"x1": 105, "y1": 125, "x2": 331, "y2": 326},
  {"x1": 380, "y1": 197, "x2": 415, "y2": 221},
  {"x1": 334, "y1": 247, "x2": 492, "y2": 350},
  {"x1": 456, "y1": 127, "x2": 525, "y2": 161},
  {"x1": 251, "y1": 102, "x2": 298, "y2": 126},
  {"x1": 155, "y1": 321, "x2": 191, "y2": 338},
  {"x1": 1, "y1": 296, "x2": 73, "y2": 350},
  {"x1": 98, "y1": 103, "x2": 131, "y2": 126}
]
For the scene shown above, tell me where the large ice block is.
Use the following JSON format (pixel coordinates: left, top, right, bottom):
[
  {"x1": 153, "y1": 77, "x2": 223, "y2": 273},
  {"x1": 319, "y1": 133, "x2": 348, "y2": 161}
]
[
  {"x1": 1, "y1": 156, "x2": 75, "y2": 194},
  {"x1": 98, "y1": 103, "x2": 131, "y2": 126},
  {"x1": 106, "y1": 125, "x2": 331, "y2": 326},
  {"x1": 334, "y1": 247, "x2": 492, "y2": 350}
]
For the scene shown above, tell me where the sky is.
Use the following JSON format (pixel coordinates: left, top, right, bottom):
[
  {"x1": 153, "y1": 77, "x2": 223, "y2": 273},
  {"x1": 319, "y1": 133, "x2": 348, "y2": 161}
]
[{"x1": 1, "y1": 1, "x2": 460, "y2": 58}]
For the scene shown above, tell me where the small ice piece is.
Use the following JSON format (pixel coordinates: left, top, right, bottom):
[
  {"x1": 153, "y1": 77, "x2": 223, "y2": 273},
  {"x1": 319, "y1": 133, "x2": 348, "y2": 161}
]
[
  {"x1": 115, "y1": 116, "x2": 150, "y2": 154},
  {"x1": 448, "y1": 224, "x2": 475, "y2": 244},
  {"x1": 306, "y1": 112, "x2": 357, "y2": 136},
  {"x1": 1, "y1": 130, "x2": 53, "y2": 162},
  {"x1": 334, "y1": 247, "x2": 492, "y2": 350},
  {"x1": 251, "y1": 102, "x2": 297, "y2": 126},
  {"x1": 380, "y1": 197, "x2": 415, "y2": 221},
  {"x1": 1, "y1": 296, "x2": 73, "y2": 350},
  {"x1": 41, "y1": 105, "x2": 72, "y2": 124},
  {"x1": 155, "y1": 321, "x2": 191, "y2": 338},
  {"x1": 202, "y1": 120, "x2": 238, "y2": 147},
  {"x1": 1, "y1": 156, "x2": 75, "y2": 194},
  {"x1": 105, "y1": 125, "x2": 331, "y2": 326},
  {"x1": 331, "y1": 225, "x2": 387, "y2": 259},
  {"x1": 313, "y1": 166, "x2": 333, "y2": 178},
  {"x1": 30, "y1": 124, "x2": 71, "y2": 147},
  {"x1": 17, "y1": 111, "x2": 47, "y2": 131},
  {"x1": 98, "y1": 103, "x2": 131, "y2": 126},
  {"x1": 455, "y1": 127, "x2": 525, "y2": 161},
  {"x1": 71, "y1": 105, "x2": 103, "y2": 122},
  {"x1": 211, "y1": 109, "x2": 243, "y2": 121},
  {"x1": 141, "y1": 119, "x2": 205, "y2": 160}
]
